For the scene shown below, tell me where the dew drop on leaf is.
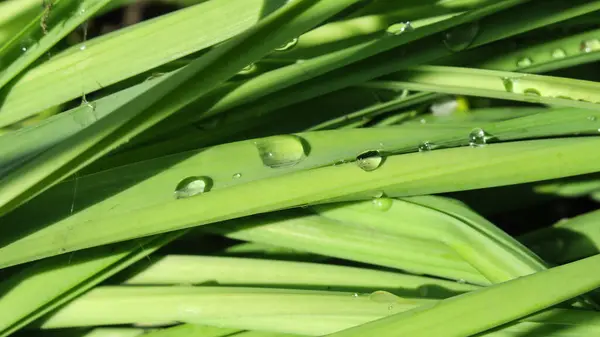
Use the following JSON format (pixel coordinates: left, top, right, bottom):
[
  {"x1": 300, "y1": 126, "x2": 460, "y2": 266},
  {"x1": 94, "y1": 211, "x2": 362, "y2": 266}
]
[
  {"x1": 254, "y1": 135, "x2": 308, "y2": 168},
  {"x1": 516, "y1": 57, "x2": 533, "y2": 68},
  {"x1": 356, "y1": 150, "x2": 383, "y2": 172},
  {"x1": 418, "y1": 141, "x2": 436, "y2": 152},
  {"x1": 551, "y1": 48, "x2": 566, "y2": 58},
  {"x1": 469, "y1": 128, "x2": 494, "y2": 147},
  {"x1": 523, "y1": 88, "x2": 541, "y2": 96},
  {"x1": 501, "y1": 77, "x2": 514, "y2": 92},
  {"x1": 442, "y1": 21, "x2": 480, "y2": 52},
  {"x1": 386, "y1": 22, "x2": 413, "y2": 36},
  {"x1": 372, "y1": 197, "x2": 393, "y2": 211},
  {"x1": 174, "y1": 176, "x2": 213, "y2": 199},
  {"x1": 232, "y1": 173, "x2": 242, "y2": 179},
  {"x1": 580, "y1": 39, "x2": 600, "y2": 53},
  {"x1": 369, "y1": 290, "x2": 400, "y2": 303}
]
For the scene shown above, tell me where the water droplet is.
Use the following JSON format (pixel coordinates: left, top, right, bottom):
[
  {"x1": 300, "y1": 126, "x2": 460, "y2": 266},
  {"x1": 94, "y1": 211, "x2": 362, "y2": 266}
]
[
  {"x1": 588, "y1": 116, "x2": 597, "y2": 121},
  {"x1": 442, "y1": 21, "x2": 480, "y2": 52},
  {"x1": 523, "y1": 88, "x2": 541, "y2": 97},
  {"x1": 417, "y1": 285, "x2": 429, "y2": 297},
  {"x1": 275, "y1": 38, "x2": 299, "y2": 52},
  {"x1": 372, "y1": 197, "x2": 393, "y2": 211},
  {"x1": 386, "y1": 22, "x2": 413, "y2": 36},
  {"x1": 551, "y1": 48, "x2": 566, "y2": 59},
  {"x1": 580, "y1": 39, "x2": 600, "y2": 53},
  {"x1": 388, "y1": 304, "x2": 394, "y2": 310},
  {"x1": 372, "y1": 190, "x2": 384, "y2": 198},
  {"x1": 418, "y1": 141, "x2": 436, "y2": 152},
  {"x1": 352, "y1": 293, "x2": 359, "y2": 298},
  {"x1": 80, "y1": 45, "x2": 86, "y2": 51},
  {"x1": 239, "y1": 63, "x2": 258, "y2": 75},
  {"x1": 516, "y1": 57, "x2": 533, "y2": 68},
  {"x1": 19, "y1": 37, "x2": 35, "y2": 53},
  {"x1": 419, "y1": 118, "x2": 427, "y2": 124},
  {"x1": 369, "y1": 290, "x2": 399, "y2": 303},
  {"x1": 254, "y1": 135, "x2": 308, "y2": 168},
  {"x1": 356, "y1": 150, "x2": 383, "y2": 172},
  {"x1": 174, "y1": 176, "x2": 213, "y2": 199},
  {"x1": 469, "y1": 128, "x2": 493, "y2": 147},
  {"x1": 457, "y1": 279, "x2": 466, "y2": 284},
  {"x1": 232, "y1": 173, "x2": 242, "y2": 179},
  {"x1": 501, "y1": 77, "x2": 514, "y2": 92}
]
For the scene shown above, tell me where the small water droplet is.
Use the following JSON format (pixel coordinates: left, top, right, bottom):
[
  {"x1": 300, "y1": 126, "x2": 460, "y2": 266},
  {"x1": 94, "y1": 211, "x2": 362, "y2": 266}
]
[
  {"x1": 501, "y1": 77, "x2": 514, "y2": 92},
  {"x1": 419, "y1": 118, "x2": 427, "y2": 124},
  {"x1": 469, "y1": 128, "x2": 494, "y2": 147},
  {"x1": 417, "y1": 285, "x2": 429, "y2": 297},
  {"x1": 442, "y1": 21, "x2": 480, "y2": 52},
  {"x1": 580, "y1": 39, "x2": 600, "y2": 53},
  {"x1": 386, "y1": 22, "x2": 413, "y2": 36},
  {"x1": 232, "y1": 173, "x2": 242, "y2": 179},
  {"x1": 79, "y1": 45, "x2": 86, "y2": 51},
  {"x1": 275, "y1": 38, "x2": 299, "y2": 52},
  {"x1": 523, "y1": 88, "x2": 541, "y2": 96},
  {"x1": 369, "y1": 290, "x2": 399, "y2": 303},
  {"x1": 551, "y1": 48, "x2": 566, "y2": 58},
  {"x1": 372, "y1": 197, "x2": 393, "y2": 211},
  {"x1": 516, "y1": 57, "x2": 533, "y2": 68},
  {"x1": 457, "y1": 279, "x2": 466, "y2": 284},
  {"x1": 239, "y1": 63, "x2": 258, "y2": 75},
  {"x1": 388, "y1": 304, "x2": 394, "y2": 310},
  {"x1": 352, "y1": 293, "x2": 359, "y2": 298},
  {"x1": 418, "y1": 141, "x2": 436, "y2": 152},
  {"x1": 254, "y1": 135, "x2": 308, "y2": 168},
  {"x1": 20, "y1": 37, "x2": 34, "y2": 53},
  {"x1": 588, "y1": 116, "x2": 597, "y2": 121},
  {"x1": 356, "y1": 150, "x2": 383, "y2": 172},
  {"x1": 174, "y1": 176, "x2": 212, "y2": 199}
]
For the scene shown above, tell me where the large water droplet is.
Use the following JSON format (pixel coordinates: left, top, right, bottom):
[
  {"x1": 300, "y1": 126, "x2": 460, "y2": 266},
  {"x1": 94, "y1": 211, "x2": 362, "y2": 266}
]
[
  {"x1": 516, "y1": 57, "x2": 533, "y2": 68},
  {"x1": 442, "y1": 21, "x2": 480, "y2": 52},
  {"x1": 275, "y1": 38, "x2": 299, "y2": 52},
  {"x1": 418, "y1": 141, "x2": 436, "y2": 152},
  {"x1": 369, "y1": 290, "x2": 400, "y2": 303},
  {"x1": 254, "y1": 135, "x2": 308, "y2": 168},
  {"x1": 469, "y1": 128, "x2": 494, "y2": 147},
  {"x1": 356, "y1": 150, "x2": 383, "y2": 172},
  {"x1": 386, "y1": 22, "x2": 413, "y2": 36},
  {"x1": 580, "y1": 39, "x2": 600, "y2": 53},
  {"x1": 551, "y1": 48, "x2": 566, "y2": 59},
  {"x1": 501, "y1": 77, "x2": 514, "y2": 92},
  {"x1": 372, "y1": 197, "x2": 393, "y2": 211},
  {"x1": 174, "y1": 176, "x2": 213, "y2": 199}
]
